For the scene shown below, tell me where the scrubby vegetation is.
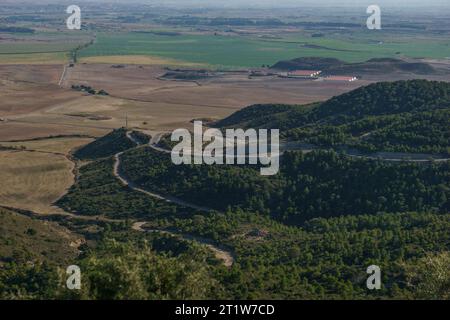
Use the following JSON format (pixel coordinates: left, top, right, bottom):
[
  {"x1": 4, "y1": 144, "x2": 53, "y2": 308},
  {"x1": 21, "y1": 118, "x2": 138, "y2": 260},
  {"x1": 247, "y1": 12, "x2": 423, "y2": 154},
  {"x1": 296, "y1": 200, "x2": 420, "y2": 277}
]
[
  {"x1": 0, "y1": 234, "x2": 224, "y2": 300},
  {"x1": 166, "y1": 210, "x2": 450, "y2": 299},
  {"x1": 71, "y1": 85, "x2": 109, "y2": 96},
  {"x1": 0, "y1": 208, "x2": 80, "y2": 265},
  {"x1": 2, "y1": 208, "x2": 449, "y2": 299}
]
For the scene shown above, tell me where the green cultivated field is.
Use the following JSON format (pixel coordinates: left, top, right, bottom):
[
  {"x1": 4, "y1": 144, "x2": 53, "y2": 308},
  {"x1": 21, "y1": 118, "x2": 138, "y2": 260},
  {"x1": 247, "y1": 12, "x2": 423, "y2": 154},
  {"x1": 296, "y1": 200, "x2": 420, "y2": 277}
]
[
  {"x1": 0, "y1": 42, "x2": 78, "y2": 55},
  {"x1": 0, "y1": 31, "x2": 92, "y2": 64},
  {"x1": 78, "y1": 31, "x2": 450, "y2": 68}
]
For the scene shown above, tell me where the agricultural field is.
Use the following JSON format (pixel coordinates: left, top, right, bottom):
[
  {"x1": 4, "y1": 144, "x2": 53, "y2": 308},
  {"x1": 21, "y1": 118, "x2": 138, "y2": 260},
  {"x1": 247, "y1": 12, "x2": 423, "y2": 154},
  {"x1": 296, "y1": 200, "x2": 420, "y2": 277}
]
[
  {"x1": 0, "y1": 52, "x2": 68, "y2": 65},
  {"x1": 0, "y1": 31, "x2": 92, "y2": 65},
  {"x1": 0, "y1": 150, "x2": 75, "y2": 214},
  {"x1": 0, "y1": 41, "x2": 78, "y2": 55},
  {"x1": 0, "y1": 137, "x2": 94, "y2": 155},
  {"x1": 77, "y1": 31, "x2": 450, "y2": 68},
  {"x1": 78, "y1": 54, "x2": 205, "y2": 67},
  {"x1": 0, "y1": 79, "x2": 79, "y2": 116}
]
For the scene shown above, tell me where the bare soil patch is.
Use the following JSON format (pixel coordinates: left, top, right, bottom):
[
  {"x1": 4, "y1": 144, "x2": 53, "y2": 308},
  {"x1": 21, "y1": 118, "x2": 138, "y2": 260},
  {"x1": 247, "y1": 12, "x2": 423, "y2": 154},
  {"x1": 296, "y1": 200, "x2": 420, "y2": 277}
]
[{"x1": 79, "y1": 55, "x2": 206, "y2": 67}]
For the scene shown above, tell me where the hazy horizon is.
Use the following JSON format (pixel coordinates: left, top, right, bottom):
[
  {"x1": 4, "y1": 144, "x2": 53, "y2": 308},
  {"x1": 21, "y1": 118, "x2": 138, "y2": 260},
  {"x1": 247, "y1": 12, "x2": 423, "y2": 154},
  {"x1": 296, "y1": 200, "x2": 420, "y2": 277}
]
[{"x1": 4, "y1": 0, "x2": 450, "y2": 8}]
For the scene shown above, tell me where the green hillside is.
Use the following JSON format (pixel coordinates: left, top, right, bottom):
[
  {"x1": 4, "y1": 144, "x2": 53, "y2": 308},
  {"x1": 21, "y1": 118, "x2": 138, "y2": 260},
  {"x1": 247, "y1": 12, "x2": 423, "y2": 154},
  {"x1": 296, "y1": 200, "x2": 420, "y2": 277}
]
[
  {"x1": 57, "y1": 158, "x2": 191, "y2": 219},
  {"x1": 0, "y1": 208, "x2": 81, "y2": 265},
  {"x1": 216, "y1": 80, "x2": 450, "y2": 155},
  {"x1": 120, "y1": 147, "x2": 449, "y2": 224},
  {"x1": 53, "y1": 140, "x2": 450, "y2": 299},
  {"x1": 55, "y1": 147, "x2": 450, "y2": 299},
  {"x1": 74, "y1": 128, "x2": 136, "y2": 160}
]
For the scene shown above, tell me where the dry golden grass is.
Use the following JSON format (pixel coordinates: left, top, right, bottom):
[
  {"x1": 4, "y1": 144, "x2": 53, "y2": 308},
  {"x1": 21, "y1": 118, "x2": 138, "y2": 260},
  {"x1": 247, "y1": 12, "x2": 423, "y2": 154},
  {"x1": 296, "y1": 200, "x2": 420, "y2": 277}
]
[
  {"x1": 0, "y1": 64, "x2": 65, "y2": 85},
  {"x1": 0, "y1": 52, "x2": 68, "y2": 65},
  {"x1": 79, "y1": 55, "x2": 206, "y2": 67},
  {"x1": 0, "y1": 150, "x2": 74, "y2": 214},
  {"x1": 0, "y1": 79, "x2": 80, "y2": 116},
  {"x1": 0, "y1": 121, "x2": 109, "y2": 142},
  {"x1": 0, "y1": 137, "x2": 94, "y2": 154}
]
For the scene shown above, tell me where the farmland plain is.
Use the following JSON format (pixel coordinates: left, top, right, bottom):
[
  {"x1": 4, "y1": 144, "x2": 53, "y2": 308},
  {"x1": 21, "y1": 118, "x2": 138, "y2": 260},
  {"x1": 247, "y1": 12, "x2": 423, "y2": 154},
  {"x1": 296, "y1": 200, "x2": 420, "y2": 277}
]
[
  {"x1": 77, "y1": 31, "x2": 450, "y2": 68},
  {"x1": 0, "y1": 31, "x2": 92, "y2": 65}
]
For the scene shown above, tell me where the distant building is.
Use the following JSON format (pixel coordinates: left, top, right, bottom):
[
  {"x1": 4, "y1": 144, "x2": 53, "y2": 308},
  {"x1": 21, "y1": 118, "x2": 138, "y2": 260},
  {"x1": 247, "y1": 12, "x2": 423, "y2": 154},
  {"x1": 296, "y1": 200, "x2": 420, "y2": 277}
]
[
  {"x1": 325, "y1": 76, "x2": 358, "y2": 82},
  {"x1": 288, "y1": 70, "x2": 322, "y2": 78}
]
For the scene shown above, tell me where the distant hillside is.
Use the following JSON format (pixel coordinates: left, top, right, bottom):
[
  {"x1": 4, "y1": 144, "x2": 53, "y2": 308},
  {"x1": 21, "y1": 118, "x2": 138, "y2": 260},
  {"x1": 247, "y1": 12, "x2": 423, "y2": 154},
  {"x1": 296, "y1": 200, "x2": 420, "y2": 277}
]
[
  {"x1": 271, "y1": 57, "x2": 436, "y2": 75},
  {"x1": 271, "y1": 57, "x2": 344, "y2": 71},
  {"x1": 74, "y1": 128, "x2": 136, "y2": 160},
  {"x1": 311, "y1": 79, "x2": 450, "y2": 122},
  {"x1": 216, "y1": 80, "x2": 450, "y2": 155},
  {"x1": 214, "y1": 103, "x2": 306, "y2": 129}
]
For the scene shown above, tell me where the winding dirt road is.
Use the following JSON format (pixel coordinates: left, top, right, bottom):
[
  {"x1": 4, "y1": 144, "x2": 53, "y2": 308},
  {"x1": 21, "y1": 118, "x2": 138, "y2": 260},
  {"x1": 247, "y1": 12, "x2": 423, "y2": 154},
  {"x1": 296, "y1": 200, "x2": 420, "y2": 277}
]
[
  {"x1": 112, "y1": 132, "x2": 234, "y2": 267},
  {"x1": 132, "y1": 222, "x2": 235, "y2": 267},
  {"x1": 113, "y1": 151, "x2": 213, "y2": 212},
  {"x1": 143, "y1": 130, "x2": 450, "y2": 163}
]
